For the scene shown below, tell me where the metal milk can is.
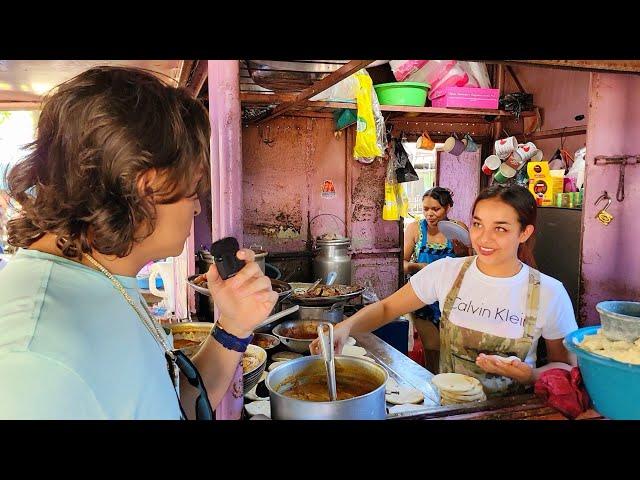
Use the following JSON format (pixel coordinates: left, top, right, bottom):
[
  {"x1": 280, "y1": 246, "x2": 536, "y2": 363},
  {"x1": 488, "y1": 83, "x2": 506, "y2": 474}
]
[{"x1": 312, "y1": 236, "x2": 352, "y2": 285}]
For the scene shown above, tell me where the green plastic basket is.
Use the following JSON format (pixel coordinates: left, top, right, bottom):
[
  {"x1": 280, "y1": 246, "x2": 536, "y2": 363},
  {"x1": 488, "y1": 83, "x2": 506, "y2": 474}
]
[{"x1": 374, "y1": 82, "x2": 430, "y2": 107}]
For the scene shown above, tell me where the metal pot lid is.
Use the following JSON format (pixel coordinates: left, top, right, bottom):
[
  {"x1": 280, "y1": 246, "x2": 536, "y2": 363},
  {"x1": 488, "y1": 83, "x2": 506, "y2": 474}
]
[
  {"x1": 250, "y1": 244, "x2": 268, "y2": 257},
  {"x1": 316, "y1": 236, "x2": 350, "y2": 246}
]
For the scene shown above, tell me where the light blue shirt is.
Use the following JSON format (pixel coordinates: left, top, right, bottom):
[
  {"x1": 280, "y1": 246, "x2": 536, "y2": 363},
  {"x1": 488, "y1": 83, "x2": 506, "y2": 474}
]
[{"x1": 0, "y1": 249, "x2": 181, "y2": 419}]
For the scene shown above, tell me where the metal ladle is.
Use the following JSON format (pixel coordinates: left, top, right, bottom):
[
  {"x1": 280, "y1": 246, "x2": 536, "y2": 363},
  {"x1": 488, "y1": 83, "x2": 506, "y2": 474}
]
[
  {"x1": 306, "y1": 278, "x2": 322, "y2": 293},
  {"x1": 325, "y1": 271, "x2": 337, "y2": 286},
  {"x1": 254, "y1": 304, "x2": 300, "y2": 330},
  {"x1": 317, "y1": 322, "x2": 337, "y2": 401}
]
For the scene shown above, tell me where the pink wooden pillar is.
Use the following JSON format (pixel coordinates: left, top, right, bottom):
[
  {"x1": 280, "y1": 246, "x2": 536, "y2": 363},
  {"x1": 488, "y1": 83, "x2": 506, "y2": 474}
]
[
  {"x1": 208, "y1": 60, "x2": 245, "y2": 420},
  {"x1": 581, "y1": 73, "x2": 640, "y2": 325}
]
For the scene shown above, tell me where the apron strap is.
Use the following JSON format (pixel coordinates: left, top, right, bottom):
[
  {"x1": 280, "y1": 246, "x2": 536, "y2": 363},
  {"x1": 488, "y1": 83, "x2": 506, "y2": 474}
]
[
  {"x1": 441, "y1": 256, "x2": 475, "y2": 315},
  {"x1": 521, "y1": 266, "x2": 541, "y2": 341},
  {"x1": 439, "y1": 256, "x2": 475, "y2": 367}
]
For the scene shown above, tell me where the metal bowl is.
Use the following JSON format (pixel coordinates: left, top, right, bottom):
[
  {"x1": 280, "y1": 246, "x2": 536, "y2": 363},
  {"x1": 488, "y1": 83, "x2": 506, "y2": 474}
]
[
  {"x1": 243, "y1": 344, "x2": 267, "y2": 394},
  {"x1": 186, "y1": 274, "x2": 210, "y2": 296},
  {"x1": 167, "y1": 322, "x2": 214, "y2": 358},
  {"x1": 272, "y1": 319, "x2": 326, "y2": 353},
  {"x1": 251, "y1": 333, "x2": 281, "y2": 351},
  {"x1": 596, "y1": 301, "x2": 640, "y2": 342}
]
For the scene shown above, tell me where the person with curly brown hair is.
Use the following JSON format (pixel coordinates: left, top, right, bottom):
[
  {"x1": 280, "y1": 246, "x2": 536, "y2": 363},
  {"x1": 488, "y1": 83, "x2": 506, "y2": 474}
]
[{"x1": 0, "y1": 66, "x2": 277, "y2": 419}]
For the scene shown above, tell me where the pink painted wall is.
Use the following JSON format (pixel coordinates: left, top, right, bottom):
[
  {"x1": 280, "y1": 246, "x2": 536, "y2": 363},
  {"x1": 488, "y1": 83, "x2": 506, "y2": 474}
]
[
  {"x1": 242, "y1": 117, "x2": 346, "y2": 253},
  {"x1": 581, "y1": 72, "x2": 640, "y2": 325},
  {"x1": 242, "y1": 117, "x2": 400, "y2": 298},
  {"x1": 348, "y1": 155, "x2": 399, "y2": 252},
  {"x1": 437, "y1": 150, "x2": 481, "y2": 226},
  {"x1": 504, "y1": 65, "x2": 589, "y2": 159}
]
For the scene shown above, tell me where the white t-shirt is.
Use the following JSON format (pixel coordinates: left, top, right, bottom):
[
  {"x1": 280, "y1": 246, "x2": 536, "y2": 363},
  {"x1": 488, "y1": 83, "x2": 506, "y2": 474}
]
[{"x1": 409, "y1": 256, "x2": 578, "y2": 367}]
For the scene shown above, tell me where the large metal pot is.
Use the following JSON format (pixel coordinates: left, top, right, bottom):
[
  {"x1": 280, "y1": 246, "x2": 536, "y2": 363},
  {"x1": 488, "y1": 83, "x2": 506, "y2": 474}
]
[
  {"x1": 266, "y1": 355, "x2": 388, "y2": 420},
  {"x1": 312, "y1": 237, "x2": 352, "y2": 286},
  {"x1": 250, "y1": 245, "x2": 268, "y2": 274},
  {"x1": 295, "y1": 302, "x2": 344, "y2": 323}
]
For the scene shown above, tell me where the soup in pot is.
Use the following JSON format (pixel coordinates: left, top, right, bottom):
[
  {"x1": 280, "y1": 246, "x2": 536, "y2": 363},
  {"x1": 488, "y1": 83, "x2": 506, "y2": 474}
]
[{"x1": 282, "y1": 375, "x2": 379, "y2": 402}]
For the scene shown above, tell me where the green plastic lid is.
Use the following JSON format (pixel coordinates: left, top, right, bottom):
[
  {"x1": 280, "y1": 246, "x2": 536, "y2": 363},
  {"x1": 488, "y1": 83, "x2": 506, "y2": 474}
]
[{"x1": 374, "y1": 82, "x2": 431, "y2": 89}]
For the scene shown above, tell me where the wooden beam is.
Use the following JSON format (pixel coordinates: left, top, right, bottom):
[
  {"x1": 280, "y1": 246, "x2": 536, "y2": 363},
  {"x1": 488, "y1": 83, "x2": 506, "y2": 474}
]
[
  {"x1": 493, "y1": 64, "x2": 506, "y2": 140},
  {"x1": 501, "y1": 60, "x2": 640, "y2": 75},
  {"x1": 506, "y1": 65, "x2": 526, "y2": 93},
  {"x1": 240, "y1": 91, "x2": 297, "y2": 104},
  {"x1": 523, "y1": 125, "x2": 587, "y2": 141},
  {"x1": 185, "y1": 60, "x2": 208, "y2": 98},
  {"x1": 254, "y1": 60, "x2": 375, "y2": 124},
  {"x1": 178, "y1": 60, "x2": 195, "y2": 87},
  {"x1": 281, "y1": 111, "x2": 334, "y2": 119}
]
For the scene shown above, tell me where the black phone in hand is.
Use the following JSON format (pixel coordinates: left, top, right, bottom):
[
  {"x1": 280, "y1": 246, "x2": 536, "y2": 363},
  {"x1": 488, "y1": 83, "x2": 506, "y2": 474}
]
[{"x1": 209, "y1": 237, "x2": 245, "y2": 280}]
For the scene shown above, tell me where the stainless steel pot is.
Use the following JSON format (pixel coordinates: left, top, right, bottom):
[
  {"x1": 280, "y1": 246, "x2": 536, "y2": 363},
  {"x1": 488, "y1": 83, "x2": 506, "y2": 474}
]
[
  {"x1": 296, "y1": 302, "x2": 344, "y2": 323},
  {"x1": 312, "y1": 237, "x2": 352, "y2": 286},
  {"x1": 250, "y1": 244, "x2": 267, "y2": 274},
  {"x1": 266, "y1": 355, "x2": 388, "y2": 420}
]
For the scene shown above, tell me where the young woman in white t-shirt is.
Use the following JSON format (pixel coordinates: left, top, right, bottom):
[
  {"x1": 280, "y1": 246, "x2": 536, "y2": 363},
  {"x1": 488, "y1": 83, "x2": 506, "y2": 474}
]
[{"x1": 311, "y1": 184, "x2": 578, "y2": 396}]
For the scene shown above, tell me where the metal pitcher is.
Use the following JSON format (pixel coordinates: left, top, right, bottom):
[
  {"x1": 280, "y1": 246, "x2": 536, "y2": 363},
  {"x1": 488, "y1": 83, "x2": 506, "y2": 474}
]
[{"x1": 312, "y1": 237, "x2": 352, "y2": 286}]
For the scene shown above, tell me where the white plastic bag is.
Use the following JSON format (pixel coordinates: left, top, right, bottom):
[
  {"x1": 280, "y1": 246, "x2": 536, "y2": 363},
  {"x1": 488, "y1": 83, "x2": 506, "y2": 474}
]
[
  {"x1": 566, "y1": 146, "x2": 586, "y2": 190},
  {"x1": 459, "y1": 62, "x2": 491, "y2": 88},
  {"x1": 311, "y1": 75, "x2": 359, "y2": 102}
]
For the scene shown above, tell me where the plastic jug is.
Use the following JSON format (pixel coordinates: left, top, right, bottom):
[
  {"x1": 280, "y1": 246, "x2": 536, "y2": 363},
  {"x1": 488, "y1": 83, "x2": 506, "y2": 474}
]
[{"x1": 149, "y1": 259, "x2": 176, "y2": 315}]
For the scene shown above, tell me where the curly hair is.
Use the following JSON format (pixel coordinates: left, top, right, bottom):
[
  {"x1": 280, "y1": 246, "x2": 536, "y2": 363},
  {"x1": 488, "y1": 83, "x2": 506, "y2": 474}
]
[{"x1": 4, "y1": 66, "x2": 210, "y2": 259}]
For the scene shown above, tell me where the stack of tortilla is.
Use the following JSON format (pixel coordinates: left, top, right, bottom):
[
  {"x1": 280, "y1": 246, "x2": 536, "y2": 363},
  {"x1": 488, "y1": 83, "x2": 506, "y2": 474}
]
[{"x1": 432, "y1": 373, "x2": 487, "y2": 405}]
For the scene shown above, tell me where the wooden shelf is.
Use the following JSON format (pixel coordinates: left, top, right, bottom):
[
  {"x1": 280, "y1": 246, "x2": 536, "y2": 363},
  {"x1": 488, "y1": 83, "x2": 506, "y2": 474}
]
[
  {"x1": 523, "y1": 125, "x2": 587, "y2": 141},
  {"x1": 241, "y1": 92, "x2": 536, "y2": 124}
]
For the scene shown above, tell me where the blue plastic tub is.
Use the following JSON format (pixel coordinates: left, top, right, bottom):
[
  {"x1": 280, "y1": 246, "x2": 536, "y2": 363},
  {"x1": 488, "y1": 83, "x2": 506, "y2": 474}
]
[{"x1": 564, "y1": 326, "x2": 640, "y2": 419}]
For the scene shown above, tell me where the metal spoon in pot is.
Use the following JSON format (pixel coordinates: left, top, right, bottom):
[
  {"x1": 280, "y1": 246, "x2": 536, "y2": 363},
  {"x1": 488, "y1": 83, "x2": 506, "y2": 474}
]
[
  {"x1": 254, "y1": 304, "x2": 300, "y2": 331},
  {"x1": 306, "y1": 278, "x2": 322, "y2": 294},
  {"x1": 317, "y1": 322, "x2": 338, "y2": 401}
]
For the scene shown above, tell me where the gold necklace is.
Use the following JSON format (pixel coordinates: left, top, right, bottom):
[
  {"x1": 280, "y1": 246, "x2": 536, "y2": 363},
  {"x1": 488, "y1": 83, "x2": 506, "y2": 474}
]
[
  {"x1": 83, "y1": 253, "x2": 175, "y2": 361},
  {"x1": 83, "y1": 252, "x2": 188, "y2": 417}
]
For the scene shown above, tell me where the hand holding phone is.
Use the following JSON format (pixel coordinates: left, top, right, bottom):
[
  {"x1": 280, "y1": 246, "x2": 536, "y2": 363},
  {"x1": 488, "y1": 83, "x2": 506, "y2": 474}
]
[{"x1": 209, "y1": 237, "x2": 246, "y2": 280}]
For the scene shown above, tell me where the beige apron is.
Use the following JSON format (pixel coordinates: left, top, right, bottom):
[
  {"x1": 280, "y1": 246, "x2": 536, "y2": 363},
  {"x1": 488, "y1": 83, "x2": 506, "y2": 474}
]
[{"x1": 438, "y1": 256, "x2": 540, "y2": 396}]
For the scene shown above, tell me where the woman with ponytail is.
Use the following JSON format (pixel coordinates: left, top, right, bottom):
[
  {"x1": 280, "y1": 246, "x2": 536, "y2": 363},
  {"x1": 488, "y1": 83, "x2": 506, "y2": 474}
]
[{"x1": 311, "y1": 184, "x2": 578, "y2": 397}]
